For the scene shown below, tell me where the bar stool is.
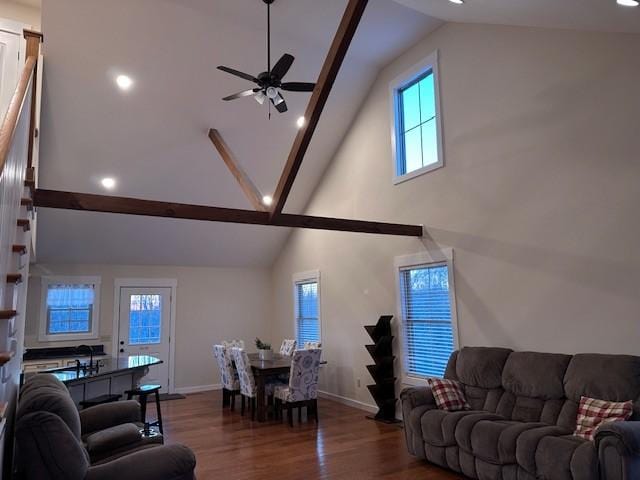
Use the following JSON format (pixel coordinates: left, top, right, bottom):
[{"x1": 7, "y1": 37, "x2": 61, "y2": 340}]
[
  {"x1": 79, "y1": 394, "x2": 122, "y2": 409},
  {"x1": 125, "y1": 384, "x2": 163, "y2": 434}
]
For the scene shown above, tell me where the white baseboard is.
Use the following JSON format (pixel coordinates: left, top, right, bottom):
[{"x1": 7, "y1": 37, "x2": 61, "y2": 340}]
[
  {"x1": 174, "y1": 384, "x2": 221, "y2": 394},
  {"x1": 318, "y1": 390, "x2": 377, "y2": 414}
]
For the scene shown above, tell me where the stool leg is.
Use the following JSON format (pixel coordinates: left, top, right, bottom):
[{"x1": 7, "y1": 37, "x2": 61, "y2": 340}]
[
  {"x1": 127, "y1": 391, "x2": 134, "y2": 400},
  {"x1": 298, "y1": 405, "x2": 302, "y2": 423},
  {"x1": 140, "y1": 394, "x2": 148, "y2": 425},
  {"x1": 154, "y1": 391, "x2": 164, "y2": 434}
]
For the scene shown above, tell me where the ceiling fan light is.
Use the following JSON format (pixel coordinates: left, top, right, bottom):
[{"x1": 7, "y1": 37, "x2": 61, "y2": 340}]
[
  {"x1": 255, "y1": 91, "x2": 266, "y2": 104},
  {"x1": 617, "y1": 0, "x2": 639, "y2": 6},
  {"x1": 273, "y1": 93, "x2": 284, "y2": 106},
  {"x1": 266, "y1": 86, "x2": 278, "y2": 99}
]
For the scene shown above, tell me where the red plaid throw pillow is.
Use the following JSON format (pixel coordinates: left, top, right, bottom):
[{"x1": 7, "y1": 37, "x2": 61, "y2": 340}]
[
  {"x1": 574, "y1": 395, "x2": 633, "y2": 441},
  {"x1": 428, "y1": 378, "x2": 470, "y2": 412}
]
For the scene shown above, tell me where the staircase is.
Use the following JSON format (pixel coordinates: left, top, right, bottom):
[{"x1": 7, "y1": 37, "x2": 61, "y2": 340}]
[{"x1": 0, "y1": 30, "x2": 42, "y2": 478}]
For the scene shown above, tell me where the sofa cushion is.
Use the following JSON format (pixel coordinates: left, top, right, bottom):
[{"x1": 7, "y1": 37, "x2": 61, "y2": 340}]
[
  {"x1": 564, "y1": 354, "x2": 640, "y2": 419},
  {"x1": 84, "y1": 423, "x2": 142, "y2": 455},
  {"x1": 17, "y1": 384, "x2": 81, "y2": 440},
  {"x1": 470, "y1": 419, "x2": 544, "y2": 465},
  {"x1": 574, "y1": 395, "x2": 633, "y2": 441},
  {"x1": 456, "y1": 347, "x2": 512, "y2": 389},
  {"x1": 503, "y1": 352, "x2": 571, "y2": 400},
  {"x1": 421, "y1": 409, "x2": 481, "y2": 447},
  {"x1": 428, "y1": 378, "x2": 470, "y2": 412},
  {"x1": 455, "y1": 412, "x2": 506, "y2": 452},
  {"x1": 516, "y1": 425, "x2": 573, "y2": 474},
  {"x1": 534, "y1": 435, "x2": 598, "y2": 480}
]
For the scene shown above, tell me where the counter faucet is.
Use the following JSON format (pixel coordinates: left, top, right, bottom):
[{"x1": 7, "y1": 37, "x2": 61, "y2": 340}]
[{"x1": 76, "y1": 344, "x2": 94, "y2": 370}]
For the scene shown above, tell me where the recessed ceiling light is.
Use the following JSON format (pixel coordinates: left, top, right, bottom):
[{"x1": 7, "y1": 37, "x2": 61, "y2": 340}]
[
  {"x1": 101, "y1": 177, "x2": 116, "y2": 189},
  {"x1": 116, "y1": 74, "x2": 134, "y2": 91},
  {"x1": 296, "y1": 116, "x2": 306, "y2": 129},
  {"x1": 448, "y1": 0, "x2": 464, "y2": 4},
  {"x1": 262, "y1": 195, "x2": 273, "y2": 206},
  {"x1": 617, "y1": 0, "x2": 639, "y2": 6}
]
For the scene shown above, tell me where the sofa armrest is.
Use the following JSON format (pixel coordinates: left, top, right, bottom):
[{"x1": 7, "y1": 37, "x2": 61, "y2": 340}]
[
  {"x1": 595, "y1": 421, "x2": 640, "y2": 480},
  {"x1": 400, "y1": 387, "x2": 436, "y2": 459},
  {"x1": 84, "y1": 423, "x2": 142, "y2": 456},
  {"x1": 400, "y1": 386, "x2": 435, "y2": 411},
  {"x1": 80, "y1": 401, "x2": 141, "y2": 435},
  {"x1": 85, "y1": 444, "x2": 196, "y2": 480}
]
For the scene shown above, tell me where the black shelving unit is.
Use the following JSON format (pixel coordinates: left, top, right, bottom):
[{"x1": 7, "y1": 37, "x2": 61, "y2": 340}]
[{"x1": 365, "y1": 315, "x2": 401, "y2": 424}]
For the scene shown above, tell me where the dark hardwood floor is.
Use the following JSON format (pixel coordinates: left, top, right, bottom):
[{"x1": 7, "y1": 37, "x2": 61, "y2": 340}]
[{"x1": 161, "y1": 391, "x2": 462, "y2": 480}]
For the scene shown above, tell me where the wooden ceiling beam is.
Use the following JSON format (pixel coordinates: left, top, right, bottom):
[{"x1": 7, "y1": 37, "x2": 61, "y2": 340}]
[
  {"x1": 33, "y1": 189, "x2": 423, "y2": 237},
  {"x1": 269, "y1": 0, "x2": 369, "y2": 218},
  {"x1": 208, "y1": 128, "x2": 267, "y2": 212}
]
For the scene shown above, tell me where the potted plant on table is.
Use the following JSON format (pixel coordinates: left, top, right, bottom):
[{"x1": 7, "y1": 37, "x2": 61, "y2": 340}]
[{"x1": 255, "y1": 338, "x2": 273, "y2": 360}]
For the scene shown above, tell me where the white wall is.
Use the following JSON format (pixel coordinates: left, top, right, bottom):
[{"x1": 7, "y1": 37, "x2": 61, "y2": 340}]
[
  {"x1": 0, "y1": 1, "x2": 40, "y2": 30},
  {"x1": 26, "y1": 263, "x2": 272, "y2": 390},
  {"x1": 271, "y1": 23, "x2": 640, "y2": 408}
]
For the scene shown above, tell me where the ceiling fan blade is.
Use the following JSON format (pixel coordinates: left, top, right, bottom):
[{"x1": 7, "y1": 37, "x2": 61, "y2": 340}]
[
  {"x1": 217, "y1": 66, "x2": 259, "y2": 83},
  {"x1": 271, "y1": 54, "x2": 295, "y2": 80},
  {"x1": 280, "y1": 82, "x2": 315, "y2": 92},
  {"x1": 222, "y1": 88, "x2": 260, "y2": 101},
  {"x1": 271, "y1": 94, "x2": 288, "y2": 113}
]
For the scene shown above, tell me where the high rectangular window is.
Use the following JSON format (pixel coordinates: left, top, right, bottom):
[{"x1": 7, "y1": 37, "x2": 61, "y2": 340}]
[
  {"x1": 294, "y1": 271, "x2": 321, "y2": 347},
  {"x1": 395, "y1": 251, "x2": 458, "y2": 381},
  {"x1": 391, "y1": 50, "x2": 443, "y2": 184},
  {"x1": 39, "y1": 277, "x2": 101, "y2": 341}
]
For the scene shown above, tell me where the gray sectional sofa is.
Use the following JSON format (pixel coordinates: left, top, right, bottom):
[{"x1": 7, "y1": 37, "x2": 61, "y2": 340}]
[{"x1": 400, "y1": 347, "x2": 640, "y2": 480}]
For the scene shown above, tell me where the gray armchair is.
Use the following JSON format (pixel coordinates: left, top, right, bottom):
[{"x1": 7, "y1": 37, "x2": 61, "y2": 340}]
[
  {"x1": 16, "y1": 374, "x2": 196, "y2": 480},
  {"x1": 595, "y1": 421, "x2": 640, "y2": 479}
]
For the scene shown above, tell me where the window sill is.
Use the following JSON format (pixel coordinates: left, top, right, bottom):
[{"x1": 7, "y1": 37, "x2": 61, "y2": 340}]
[
  {"x1": 37, "y1": 333, "x2": 99, "y2": 343},
  {"x1": 393, "y1": 161, "x2": 443, "y2": 185}
]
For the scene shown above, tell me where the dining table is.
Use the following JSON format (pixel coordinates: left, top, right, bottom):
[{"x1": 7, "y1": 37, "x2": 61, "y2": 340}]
[{"x1": 248, "y1": 353, "x2": 291, "y2": 422}]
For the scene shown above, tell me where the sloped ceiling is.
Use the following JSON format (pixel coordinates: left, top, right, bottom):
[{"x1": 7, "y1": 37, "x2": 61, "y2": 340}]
[
  {"x1": 36, "y1": 0, "x2": 441, "y2": 267},
  {"x1": 392, "y1": 0, "x2": 640, "y2": 34}
]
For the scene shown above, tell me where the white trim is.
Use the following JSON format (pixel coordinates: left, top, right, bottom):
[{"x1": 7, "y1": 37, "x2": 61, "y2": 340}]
[
  {"x1": 394, "y1": 248, "x2": 459, "y2": 387},
  {"x1": 318, "y1": 390, "x2": 378, "y2": 414},
  {"x1": 174, "y1": 384, "x2": 221, "y2": 395},
  {"x1": 390, "y1": 49, "x2": 444, "y2": 185},
  {"x1": 292, "y1": 269, "x2": 322, "y2": 346},
  {"x1": 113, "y1": 278, "x2": 178, "y2": 393},
  {"x1": 38, "y1": 276, "x2": 102, "y2": 342},
  {"x1": 0, "y1": 17, "x2": 30, "y2": 35}
]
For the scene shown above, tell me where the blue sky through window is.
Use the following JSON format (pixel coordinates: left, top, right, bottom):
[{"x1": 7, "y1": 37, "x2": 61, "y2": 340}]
[
  {"x1": 398, "y1": 70, "x2": 439, "y2": 176},
  {"x1": 46, "y1": 284, "x2": 94, "y2": 334}
]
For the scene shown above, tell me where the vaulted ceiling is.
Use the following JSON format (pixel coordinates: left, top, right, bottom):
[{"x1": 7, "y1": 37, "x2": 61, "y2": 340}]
[
  {"x1": 36, "y1": 0, "x2": 639, "y2": 267},
  {"x1": 36, "y1": 0, "x2": 440, "y2": 267}
]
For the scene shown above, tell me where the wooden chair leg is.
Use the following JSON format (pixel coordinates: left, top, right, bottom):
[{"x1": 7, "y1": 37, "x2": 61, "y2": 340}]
[
  {"x1": 287, "y1": 404, "x2": 293, "y2": 427},
  {"x1": 251, "y1": 398, "x2": 256, "y2": 421},
  {"x1": 154, "y1": 391, "x2": 164, "y2": 434},
  {"x1": 241, "y1": 395, "x2": 245, "y2": 416},
  {"x1": 230, "y1": 392, "x2": 236, "y2": 411},
  {"x1": 313, "y1": 399, "x2": 319, "y2": 423},
  {"x1": 298, "y1": 405, "x2": 302, "y2": 423}
]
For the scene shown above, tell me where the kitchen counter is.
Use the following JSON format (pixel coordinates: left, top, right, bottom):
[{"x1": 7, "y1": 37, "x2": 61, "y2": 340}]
[{"x1": 29, "y1": 355, "x2": 163, "y2": 405}]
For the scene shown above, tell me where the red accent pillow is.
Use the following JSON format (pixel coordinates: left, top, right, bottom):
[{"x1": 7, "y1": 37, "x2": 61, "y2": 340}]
[
  {"x1": 428, "y1": 378, "x2": 470, "y2": 412},
  {"x1": 574, "y1": 395, "x2": 633, "y2": 441}
]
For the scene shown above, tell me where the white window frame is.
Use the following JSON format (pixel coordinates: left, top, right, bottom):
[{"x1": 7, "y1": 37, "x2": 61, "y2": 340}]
[
  {"x1": 39, "y1": 276, "x2": 101, "y2": 342},
  {"x1": 394, "y1": 249, "x2": 459, "y2": 386},
  {"x1": 390, "y1": 49, "x2": 444, "y2": 185},
  {"x1": 292, "y1": 270, "x2": 322, "y2": 347}
]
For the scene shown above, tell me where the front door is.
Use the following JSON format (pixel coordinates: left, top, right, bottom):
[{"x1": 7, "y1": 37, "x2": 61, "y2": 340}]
[{"x1": 117, "y1": 287, "x2": 172, "y2": 392}]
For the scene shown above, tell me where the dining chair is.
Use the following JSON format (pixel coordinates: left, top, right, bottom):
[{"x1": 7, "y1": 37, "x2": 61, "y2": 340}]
[
  {"x1": 274, "y1": 348, "x2": 322, "y2": 426},
  {"x1": 279, "y1": 339, "x2": 297, "y2": 356},
  {"x1": 303, "y1": 341, "x2": 322, "y2": 349},
  {"x1": 230, "y1": 347, "x2": 280, "y2": 420},
  {"x1": 212, "y1": 345, "x2": 240, "y2": 410},
  {"x1": 222, "y1": 339, "x2": 245, "y2": 349}
]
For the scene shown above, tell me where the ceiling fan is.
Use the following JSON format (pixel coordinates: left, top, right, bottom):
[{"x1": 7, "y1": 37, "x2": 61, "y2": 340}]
[{"x1": 217, "y1": 0, "x2": 315, "y2": 116}]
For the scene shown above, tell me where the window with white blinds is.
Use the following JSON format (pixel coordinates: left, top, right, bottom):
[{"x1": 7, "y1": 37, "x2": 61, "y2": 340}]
[
  {"x1": 294, "y1": 272, "x2": 320, "y2": 347},
  {"x1": 39, "y1": 276, "x2": 101, "y2": 341},
  {"x1": 398, "y1": 261, "x2": 455, "y2": 379}
]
